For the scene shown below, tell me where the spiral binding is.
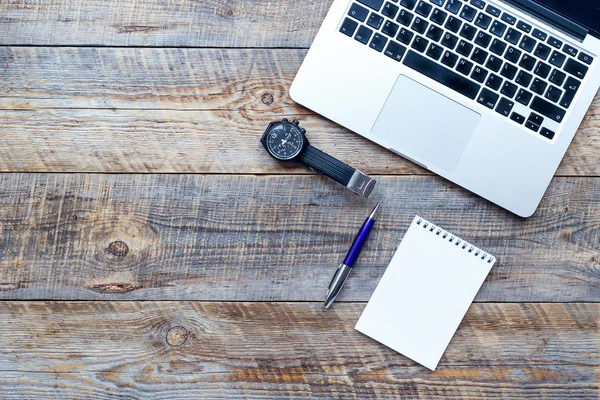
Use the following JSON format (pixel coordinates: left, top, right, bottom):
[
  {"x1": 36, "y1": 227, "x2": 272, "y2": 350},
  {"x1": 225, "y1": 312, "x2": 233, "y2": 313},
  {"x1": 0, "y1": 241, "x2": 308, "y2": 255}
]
[{"x1": 415, "y1": 216, "x2": 495, "y2": 264}]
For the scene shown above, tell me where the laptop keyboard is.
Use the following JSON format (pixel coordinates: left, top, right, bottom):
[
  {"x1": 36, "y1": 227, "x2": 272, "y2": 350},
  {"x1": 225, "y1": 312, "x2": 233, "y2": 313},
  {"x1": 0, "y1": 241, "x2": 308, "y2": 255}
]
[{"x1": 339, "y1": 0, "x2": 595, "y2": 140}]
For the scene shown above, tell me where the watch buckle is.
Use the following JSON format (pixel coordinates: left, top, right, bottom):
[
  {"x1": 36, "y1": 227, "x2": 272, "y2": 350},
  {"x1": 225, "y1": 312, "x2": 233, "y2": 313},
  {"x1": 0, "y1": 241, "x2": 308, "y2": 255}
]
[{"x1": 347, "y1": 170, "x2": 376, "y2": 198}]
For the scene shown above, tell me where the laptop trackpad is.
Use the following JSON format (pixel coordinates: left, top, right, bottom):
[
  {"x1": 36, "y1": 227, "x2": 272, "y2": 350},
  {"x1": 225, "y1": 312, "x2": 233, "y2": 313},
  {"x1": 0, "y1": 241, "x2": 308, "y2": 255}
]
[{"x1": 371, "y1": 75, "x2": 481, "y2": 172}]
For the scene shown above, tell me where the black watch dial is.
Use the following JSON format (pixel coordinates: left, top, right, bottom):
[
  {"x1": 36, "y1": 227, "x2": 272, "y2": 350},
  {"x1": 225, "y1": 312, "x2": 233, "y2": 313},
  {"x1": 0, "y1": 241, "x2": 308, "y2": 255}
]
[{"x1": 265, "y1": 121, "x2": 305, "y2": 160}]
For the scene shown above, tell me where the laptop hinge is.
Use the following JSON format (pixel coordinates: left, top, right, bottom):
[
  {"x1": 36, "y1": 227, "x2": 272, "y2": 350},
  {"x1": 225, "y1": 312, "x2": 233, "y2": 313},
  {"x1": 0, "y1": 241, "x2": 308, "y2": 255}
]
[{"x1": 503, "y1": 0, "x2": 588, "y2": 41}]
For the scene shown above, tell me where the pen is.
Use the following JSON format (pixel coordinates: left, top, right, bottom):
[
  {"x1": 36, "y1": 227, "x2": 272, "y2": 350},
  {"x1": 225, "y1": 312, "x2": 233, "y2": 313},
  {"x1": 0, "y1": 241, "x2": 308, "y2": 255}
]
[{"x1": 324, "y1": 203, "x2": 380, "y2": 308}]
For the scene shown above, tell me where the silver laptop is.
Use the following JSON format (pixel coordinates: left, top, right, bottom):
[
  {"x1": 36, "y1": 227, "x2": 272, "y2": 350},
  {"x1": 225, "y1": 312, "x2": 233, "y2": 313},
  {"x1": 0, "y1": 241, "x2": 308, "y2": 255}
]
[{"x1": 291, "y1": 0, "x2": 600, "y2": 217}]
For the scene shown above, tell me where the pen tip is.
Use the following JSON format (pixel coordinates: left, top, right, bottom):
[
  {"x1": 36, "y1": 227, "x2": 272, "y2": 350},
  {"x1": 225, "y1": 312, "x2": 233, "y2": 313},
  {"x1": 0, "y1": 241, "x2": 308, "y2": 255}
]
[{"x1": 369, "y1": 203, "x2": 380, "y2": 219}]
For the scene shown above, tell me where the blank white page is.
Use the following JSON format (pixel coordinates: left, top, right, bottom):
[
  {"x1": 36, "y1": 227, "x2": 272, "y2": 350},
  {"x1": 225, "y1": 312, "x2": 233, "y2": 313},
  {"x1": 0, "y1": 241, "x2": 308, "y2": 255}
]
[{"x1": 355, "y1": 215, "x2": 496, "y2": 370}]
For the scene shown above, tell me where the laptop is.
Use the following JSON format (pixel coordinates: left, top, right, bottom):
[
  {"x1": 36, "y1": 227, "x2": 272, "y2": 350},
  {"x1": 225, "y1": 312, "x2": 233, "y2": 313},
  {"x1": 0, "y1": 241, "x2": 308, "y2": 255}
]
[{"x1": 290, "y1": 0, "x2": 600, "y2": 217}]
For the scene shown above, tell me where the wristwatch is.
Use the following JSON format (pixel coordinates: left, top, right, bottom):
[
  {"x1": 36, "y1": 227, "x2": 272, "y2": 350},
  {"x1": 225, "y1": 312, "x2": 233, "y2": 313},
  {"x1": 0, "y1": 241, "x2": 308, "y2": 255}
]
[{"x1": 261, "y1": 118, "x2": 376, "y2": 198}]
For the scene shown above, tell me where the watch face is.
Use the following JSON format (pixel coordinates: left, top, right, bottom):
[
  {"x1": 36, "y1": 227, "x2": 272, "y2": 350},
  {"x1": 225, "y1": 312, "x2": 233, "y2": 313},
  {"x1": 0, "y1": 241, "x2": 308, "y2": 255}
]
[{"x1": 265, "y1": 122, "x2": 304, "y2": 160}]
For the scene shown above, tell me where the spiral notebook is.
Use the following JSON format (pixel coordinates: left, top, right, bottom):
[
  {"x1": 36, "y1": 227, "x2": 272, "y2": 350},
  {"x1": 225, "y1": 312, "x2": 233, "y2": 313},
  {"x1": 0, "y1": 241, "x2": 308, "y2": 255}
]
[{"x1": 355, "y1": 215, "x2": 496, "y2": 371}]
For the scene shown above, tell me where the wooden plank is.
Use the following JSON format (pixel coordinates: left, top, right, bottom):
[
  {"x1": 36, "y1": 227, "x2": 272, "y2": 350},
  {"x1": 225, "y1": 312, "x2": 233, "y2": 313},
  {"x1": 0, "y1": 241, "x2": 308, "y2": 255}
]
[
  {"x1": 1, "y1": 47, "x2": 599, "y2": 175},
  {"x1": 0, "y1": 0, "x2": 331, "y2": 47},
  {"x1": 0, "y1": 173, "x2": 598, "y2": 302},
  {"x1": 0, "y1": 108, "x2": 598, "y2": 175},
  {"x1": 0, "y1": 302, "x2": 597, "y2": 398}
]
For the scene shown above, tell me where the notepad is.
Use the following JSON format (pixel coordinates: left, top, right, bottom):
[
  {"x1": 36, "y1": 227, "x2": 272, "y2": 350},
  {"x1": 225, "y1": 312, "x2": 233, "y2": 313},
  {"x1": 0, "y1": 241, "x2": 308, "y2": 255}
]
[{"x1": 355, "y1": 215, "x2": 496, "y2": 371}]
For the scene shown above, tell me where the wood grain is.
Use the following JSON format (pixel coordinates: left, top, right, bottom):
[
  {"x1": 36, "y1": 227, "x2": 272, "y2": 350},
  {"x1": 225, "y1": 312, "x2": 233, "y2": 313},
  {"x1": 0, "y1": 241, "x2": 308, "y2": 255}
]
[
  {"x1": 0, "y1": 301, "x2": 597, "y2": 399},
  {"x1": 0, "y1": 47, "x2": 598, "y2": 175},
  {"x1": 0, "y1": 173, "x2": 598, "y2": 302},
  {"x1": 0, "y1": 0, "x2": 331, "y2": 48}
]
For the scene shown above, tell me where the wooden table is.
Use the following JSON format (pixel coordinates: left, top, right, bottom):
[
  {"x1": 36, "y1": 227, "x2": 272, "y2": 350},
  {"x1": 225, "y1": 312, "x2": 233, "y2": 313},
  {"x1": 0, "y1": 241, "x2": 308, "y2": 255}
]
[{"x1": 0, "y1": 0, "x2": 598, "y2": 398}]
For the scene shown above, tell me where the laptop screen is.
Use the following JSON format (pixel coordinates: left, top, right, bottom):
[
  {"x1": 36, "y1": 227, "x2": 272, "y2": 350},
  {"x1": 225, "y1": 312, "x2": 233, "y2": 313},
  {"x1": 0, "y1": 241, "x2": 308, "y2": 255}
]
[{"x1": 533, "y1": 0, "x2": 600, "y2": 35}]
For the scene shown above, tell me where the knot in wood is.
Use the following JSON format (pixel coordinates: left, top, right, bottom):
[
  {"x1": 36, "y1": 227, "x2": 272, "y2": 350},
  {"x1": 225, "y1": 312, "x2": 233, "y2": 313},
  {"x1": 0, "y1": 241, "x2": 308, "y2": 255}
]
[
  {"x1": 261, "y1": 92, "x2": 274, "y2": 105},
  {"x1": 107, "y1": 241, "x2": 129, "y2": 257},
  {"x1": 166, "y1": 326, "x2": 188, "y2": 347}
]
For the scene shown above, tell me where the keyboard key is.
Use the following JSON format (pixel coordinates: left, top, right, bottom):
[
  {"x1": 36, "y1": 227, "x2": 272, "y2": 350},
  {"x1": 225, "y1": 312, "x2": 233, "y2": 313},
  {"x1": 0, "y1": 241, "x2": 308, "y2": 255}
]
[
  {"x1": 490, "y1": 20, "x2": 507, "y2": 37},
  {"x1": 445, "y1": 16, "x2": 462, "y2": 32},
  {"x1": 474, "y1": 31, "x2": 492, "y2": 48},
  {"x1": 471, "y1": 47, "x2": 488, "y2": 64},
  {"x1": 474, "y1": 12, "x2": 492, "y2": 29},
  {"x1": 340, "y1": 18, "x2": 359, "y2": 37},
  {"x1": 382, "y1": 20, "x2": 400, "y2": 37},
  {"x1": 485, "y1": 4, "x2": 500, "y2": 17},
  {"x1": 471, "y1": 65, "x2": 488, "y2": 82},
  {"x1": 501, "y1": 62, "x2": 518, "y2": 80},
  {"x1": 396, "y1": 27, "x2": 414, "y2": 44},
  {"x1": 501, "y1": 81, "x2": 518, "y2": 98},
  {"x1": 548, "y1": 36, "x2": 562, "y2": 49},
  {"x1": 412, "y1": 16, "x2": 429, "y2": 33},
  {"x1": 457, "y1": 58, "x2": 474, "y2": 75},
  {"x1": 382, "y1": 2, "x2": 400, "y2": 18},
  {"x1": 460, "y1": 24, "x2": 477, "y2": 40},
  {"x1": 370, "y1": 33, "x2": 388, "y2": 51},
  {"x1": 400, "y1": 0, "x2": 417, "y2": 9},
  {"x1": 431, "y1": 8, "x2": 448, "y2": 25},
  {"x1": 578, "y1": 52, "x2": 594, "y2": 65},
  {"x1": 504, "y1": 28, "x2": 521, "y2": 45},
  {"x1": 445, "y1": 0, "x2": 462, "y2": 14},
  {"x1": 470, "y1": 0, "x2": 486, "y2": 9},
  {"x1": 515, "y1": 71, "x2": 533, "y2": 87},
  {"x1": 516, "y1": 88, "x2": 532, "y2": 105},
  {"x1": 416, "y1": 1, "x2": 433, "y2": 17},
  {"x1": 477, "y1": 88, "x2": 499, "y2": 108},
  {"x1": 495, "y1": 97, "x2": 514, "y2": 116},
  {"x1": 545, "y1": 85, "x2": 562, "y2": 102},
  {"x1": 384, "y1": 40, "x2": 407, "y2": 61},
  {"x1": 534, "y1": 61, "x2": 551, "y2": 78},
  {"x1": 430, "y1": 0, "x2": 445, "y2": 6},
  {"x1": 563, "y1": 44, "x2": 577, "y2": 57},
  {"x1": 457, "y1": 40, "x2": 473, "y2": 56},
  {"x1": 426, "y1": 43, "x2": 444, "y2": 59},
  {"x1": 411, "y1": 35, "x2": 429, "y2": 52},
  {"x1": 532, "y1": 28, "x2": 547, "y2": 41},
  {"x1": 441, "y1": 50, "x2": 459, "y2": 67},
  {"x1": 519, "y1": 36, "x2": 536, "y2": 52},
  {"x1": 397, "y1": 9, "x2": 414, "y2": 26},
  {"x1": 516, "y1": 20, "x2": 531, "y2": 33},
  {"x1": 426, "y1": 24, "x2": 444, "y2": 41},
  {"x1": 358, "y1": 0, "x2": 385, "y2": 11},
  {"x1": 485, "y1": 55, "x2": 502, "y2": 72},
  {"x1": 540, "y1": 127, "x2": 555, "y2": 140},
  {"x1": 549, "y1": 69, "x2": 566, "y2": 86},
  {"x1": 441, "y1": 32, "x2": 459, "y2": 49},
  {"x1": 403, "y1": 50, "x2": 482, "y2": 99},
  {"x1": 547, "y1": 51, "x2": 566, "y2": 69},
  {"x1": 355, "y1": 25, "x2": 374, "y2": 43},
  {"x1": 501, "y1": 13, "x2": 516, "y2": 25},
  {"x1": 349, "y1": 3, "x2": 370, "y2": 22},
  {"x1": 531, "y1": 96, "x2": 565, "y2": 122},
  {"x1": 510, "y1": 112, "x2": 525, "y2": 124},
  {"x1": 564, "y1": 58, "x2": 588, "y2": 79},
  {"x1": 534, "y1": 43, "x2": 551, "y2": 60},
  {"x1": 525, "y1": 119, "x2": 540, "y2": 132},
  {"x1": 504, "y1": 46, "x2": 521, "y2": 63},
  {"x1": 367, "y1": 13, "x2": 384, "y2": 29},
  {"x1": 460, "y1": 5, "x2": 477, "y2": 22},
  {"x1": 528, "y1": 112, "x2": 543, "y2": 126},
  {"x1": 531, "y1": 78, "x2": 547, "y2": 95},
  {"x1": 489, "y1": 39, "x2": 507, "y2": 55},
  {"x1": 519, "y1": 54, "x2": 536, "y2": 71},
  {"x1": 560, "y1": 76, "x2": 580, "y2": 108},
  {"x1": 485, "y1": 73, "x2": 503, "y2": 90}
]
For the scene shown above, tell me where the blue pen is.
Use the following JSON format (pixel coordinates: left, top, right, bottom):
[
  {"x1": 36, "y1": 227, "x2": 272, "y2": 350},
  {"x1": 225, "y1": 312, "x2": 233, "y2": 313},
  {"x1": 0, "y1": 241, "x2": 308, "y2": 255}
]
[{"x1": 324, "y1": 203, "x2": 380, "y2": 308}]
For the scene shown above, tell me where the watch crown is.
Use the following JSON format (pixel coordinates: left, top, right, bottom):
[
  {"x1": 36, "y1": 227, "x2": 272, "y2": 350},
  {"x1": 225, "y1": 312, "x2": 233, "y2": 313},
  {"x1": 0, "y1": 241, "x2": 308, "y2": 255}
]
[
  {"x1": 282, "y1": 118, "x2": 289, "y2": 123},
  {"x1": 300, "y1": 128, "x2": 306, "y2": 134},
  {"x1": 292, "y1": 119, "x2": 300, "y2": 126}
]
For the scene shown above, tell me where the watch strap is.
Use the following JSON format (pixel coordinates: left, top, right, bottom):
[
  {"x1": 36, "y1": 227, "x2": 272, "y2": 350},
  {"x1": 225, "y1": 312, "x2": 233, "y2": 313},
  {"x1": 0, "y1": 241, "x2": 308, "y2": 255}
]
[{"x1": 300, "y1": 145, "x2": 376, "y2": 198}]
